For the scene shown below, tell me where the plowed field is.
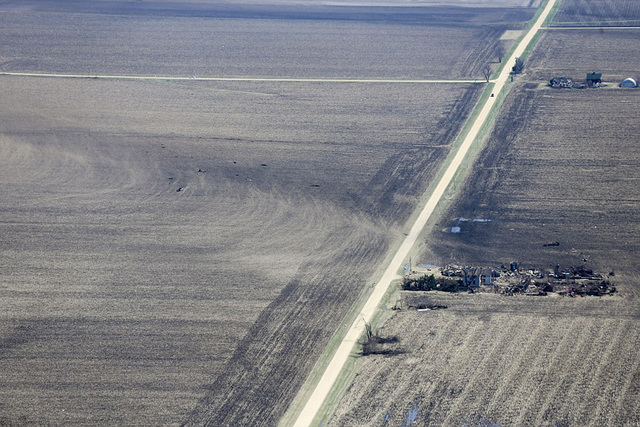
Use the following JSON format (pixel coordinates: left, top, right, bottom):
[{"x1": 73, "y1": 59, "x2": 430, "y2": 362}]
[
  {"x1": 552, "y1": 0, "x2": 640, "y2": 27},
  {"x1": 0, "y1": 75, "x2": 480, "y2": 425},
  {"x1": 427, "y1": 87, "x2": 640, "y2": 285},
  {"x1": 0, "y1": 2, "x2": 531, "y2": 80},
  {"x1": 332, "y1": 20, "x2": 640, "y2": 427},
  {"x1": 528, "y1": 29, "x2": 640, "y2": 82},
  {"x1": 332, "y1": 293, "x2": 640, "y2": 426},
  {"x1": 0, "y1": 1, "x2": 541, "y2": 425}
]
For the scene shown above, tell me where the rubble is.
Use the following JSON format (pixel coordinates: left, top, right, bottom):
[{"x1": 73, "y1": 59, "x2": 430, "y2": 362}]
[{"x1": 403, "y1": 262, "x2": 616, "y2": 297}]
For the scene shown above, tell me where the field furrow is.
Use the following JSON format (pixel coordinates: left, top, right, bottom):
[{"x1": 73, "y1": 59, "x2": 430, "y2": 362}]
[{"x1": 552, "y1": 0, "x2": 640, "y2": 26}]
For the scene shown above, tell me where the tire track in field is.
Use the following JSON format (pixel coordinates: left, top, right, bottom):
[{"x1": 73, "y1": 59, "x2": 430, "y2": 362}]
[
  {"x1": 595, "y1": 321, "x2": 638, "y2": 427},
  {"x1": 517, "y1": 317, "x2": 576, "y2": 425},
  {"x1": 612, "y1": 330, "x2": 640, "y2": 427},
  {"x1": 474, "y1": 316, "x2": 544, "y2": 423},
  {"x1": 559, "y1": 319, "x2": 616, "y2": 426},
  {"x1": 0, "y1": 71, "x2": 483, "y2": 84}
]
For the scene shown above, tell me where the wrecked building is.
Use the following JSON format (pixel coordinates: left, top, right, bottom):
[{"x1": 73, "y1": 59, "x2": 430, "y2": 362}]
[{"x1": 550, "y1": 76, "x2": 573, "y2": 88}]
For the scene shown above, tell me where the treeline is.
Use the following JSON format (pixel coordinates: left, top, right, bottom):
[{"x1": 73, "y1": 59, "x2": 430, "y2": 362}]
[{"x1": 402, "y1": 274, "x2": 464, "y2": 292}]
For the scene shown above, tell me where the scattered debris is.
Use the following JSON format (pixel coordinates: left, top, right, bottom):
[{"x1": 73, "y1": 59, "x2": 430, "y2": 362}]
[
  {"x1": 549, "y1": 77, "x2": 573, "y2": 88},
  {"x1": 549, "y1": 72, "x2": 603, "y2": 89},
  {"x1": 416, "y1": 304, "x2": 447, "y2": 311},
  {"x1": 403, "y1": 262, "x2": 616, "y2": 298},
  {"x1": 452, "y1": 218, "x2": 491, "y2": 233},
  {"x1": 418, "y1": 264, "x2": 440, "y2": 269}
]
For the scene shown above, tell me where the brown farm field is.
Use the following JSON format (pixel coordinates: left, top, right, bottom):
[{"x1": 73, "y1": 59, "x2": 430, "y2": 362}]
[
  {"x1": 332, "y1": 25, "x2": 640, "y2": 426},
  {"x1": 527, "y1": 29, "x2": 640, "y2": 82},
  {"x1": 332, "y1": 292, "x2": 640, "y2": 426},
  {"x1": 551, "y1": 0, "x2": 640, "y2": 27},
  {"x1": 0, "y1": 1, "x2": 560, "y2": 425},
  {"x1": 0, "y1": 2, "x2": 533, "y2": 80},
  {"x1": 0, "y1": 74, "x2": 480, "y2": 425},
  {"x1": 427, "y1": 64, "x2": 640, "y2": 283}
]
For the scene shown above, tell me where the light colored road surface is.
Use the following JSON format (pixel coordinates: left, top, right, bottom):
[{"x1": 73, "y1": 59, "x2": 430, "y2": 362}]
[
  {"x1": 289, "y1": 0, "x2": 559, "y2": 426},
  {"x1": 0, "y1": 71, "x2": 482, "y2": 84},
  {"x1": 541, "y1": 26, "x2": 640, "y2": 30}
]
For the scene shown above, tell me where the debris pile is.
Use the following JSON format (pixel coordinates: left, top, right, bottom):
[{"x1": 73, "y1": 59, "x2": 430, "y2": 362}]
[
  {"x1": 403, "y1": 262, "x2": 616, "y2": 297},
  {"x1": 549, "y1": 77, "x2": 573, "y2": 88},
  {"x1": 549, "y1": 72, "x2": 603, "y2": 89}
]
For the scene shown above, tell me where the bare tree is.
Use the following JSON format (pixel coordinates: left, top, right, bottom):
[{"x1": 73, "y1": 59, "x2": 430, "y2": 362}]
[
  {"x1": 482, "y1": 64, "x2": 493, "y2": 82},
  {"x1": 495, "y1": 43, "x2": 506, "y2": 63}
]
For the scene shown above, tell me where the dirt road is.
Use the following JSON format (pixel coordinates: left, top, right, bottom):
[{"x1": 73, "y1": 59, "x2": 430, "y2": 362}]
[
  {"x1": 288, "y1": 0, "x2": 559, "y2": 425},
  {"x1": 0, "y1": 71, "x2": 482, "y2": 84}
]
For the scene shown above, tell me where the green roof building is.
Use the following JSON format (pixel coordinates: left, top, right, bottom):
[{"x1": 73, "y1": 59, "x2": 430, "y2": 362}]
[{"x1": 586, "y1": 72, "x2": 602, "y2": 87}]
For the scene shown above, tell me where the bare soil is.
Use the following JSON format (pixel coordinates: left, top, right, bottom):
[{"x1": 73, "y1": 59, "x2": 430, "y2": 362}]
[
  {"x1": 0, "y1": 1, "x2": 538, "y2": 425},
  {"x1": 0, "y1": 75, "x2": 480, "y2": 425},
  {"x1": 0, "y1": 2, "x2": 531, "y2": 79},
  {"x1": 331, "y1": 27, "x2": 640, "y2": 427},
  {"x1": 528, "y1": 29, "x2": 640, "y2": 82},
  {"x1": 552, "y1": 0, "x2": 640, "y2": 26},
  {"x1": 332, "y1": 292, "x2": 640, "y2": 426}
]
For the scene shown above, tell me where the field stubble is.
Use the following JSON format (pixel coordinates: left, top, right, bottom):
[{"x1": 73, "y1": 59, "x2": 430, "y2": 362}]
[
  {"x1": 552, "y1": 0, "x2": 640, "y2": 26},
  {"x1": 528, "y1": 30, "x2": 640, "y2": 82},
  {"x1": 332, "y1": 292, "x2": 640, "y2": 426},
  {"x1": 333, "y1": 29, "x2": 640, "y2": 426},
  {"x1": 0, "y1": 76, "x2": 481, "y2": 425},
  {"x1": 0, "y1": 2, "x2": 531, "y2": 80}
]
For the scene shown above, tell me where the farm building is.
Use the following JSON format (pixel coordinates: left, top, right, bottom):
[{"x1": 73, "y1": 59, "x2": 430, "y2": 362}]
[
  {"x1": 586, "y1": 72, "x2": 602, "y2": 87},
  {"x1": 620, "y1": 77, "x2": 637, "y2": 88}
]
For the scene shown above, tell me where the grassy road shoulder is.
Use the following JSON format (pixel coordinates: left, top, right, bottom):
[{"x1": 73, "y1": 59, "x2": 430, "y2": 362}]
[{"x1": 282, "y1": 0, "x2": 557, "y2": 424}]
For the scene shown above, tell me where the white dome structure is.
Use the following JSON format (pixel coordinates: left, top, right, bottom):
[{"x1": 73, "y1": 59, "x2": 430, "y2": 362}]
[{"x1": 620, "y1": 77, "x2": 637, "y2": 88}]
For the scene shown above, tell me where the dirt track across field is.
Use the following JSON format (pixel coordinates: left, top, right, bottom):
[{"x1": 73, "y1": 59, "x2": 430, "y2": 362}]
[
  {"x1": 288, "y1": 0, "x2": 559, "y2": 425},
  {"x1": 542, "y1": 25, "x2": 640, "y2": 29},
  {"x1": 0, "y1": 71, "x2": 483, "y2": 84}
]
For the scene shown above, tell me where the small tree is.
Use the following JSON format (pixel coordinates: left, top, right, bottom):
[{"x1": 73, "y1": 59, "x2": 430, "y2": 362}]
[
  {"x1": 483, "y1": 64, "x2": 493, "y2": 82},
  {"x1": 512, "y1": 57, "x2": 524, "y2": 74}
]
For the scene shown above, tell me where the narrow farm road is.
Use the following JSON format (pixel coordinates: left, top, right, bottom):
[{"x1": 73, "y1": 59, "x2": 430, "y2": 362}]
[
  {"x1": 541, "y1": 26, "x2": 640, "y2": 30},
  {"x1": 0, "y1": 72, "x2": 482, "y2": 84},
  {"x1": 287, "y1": 0, "x2": 559, "y2": 426}
]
